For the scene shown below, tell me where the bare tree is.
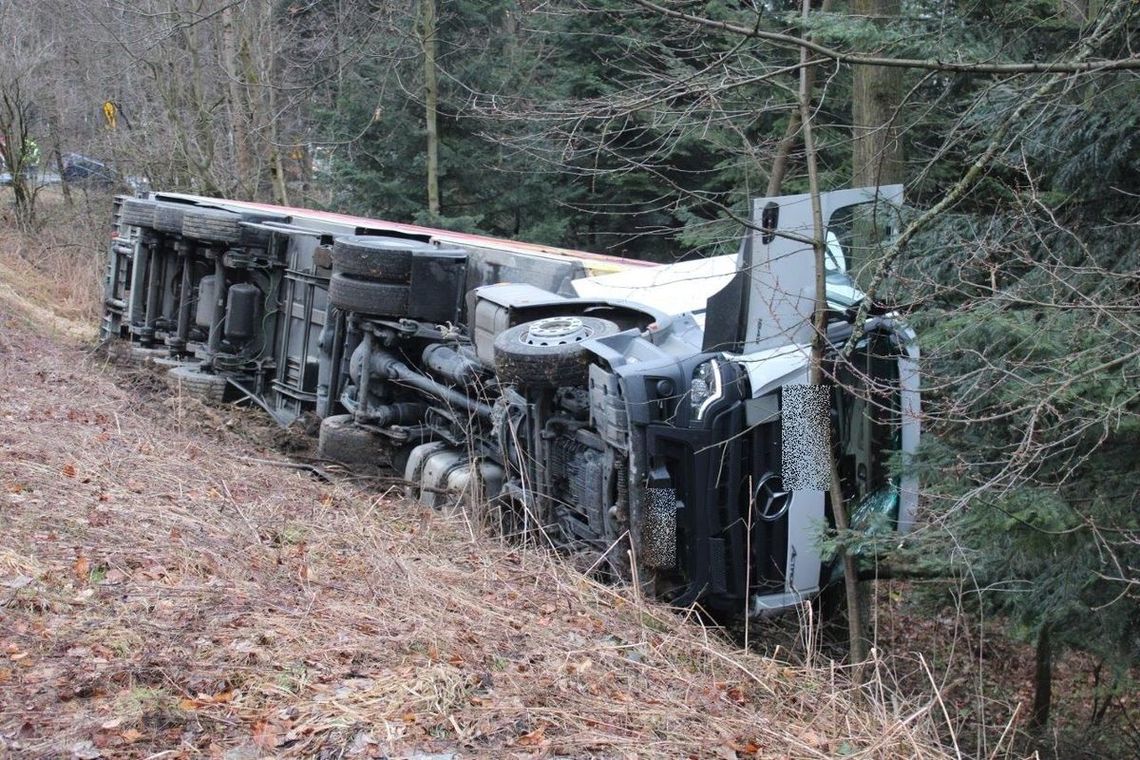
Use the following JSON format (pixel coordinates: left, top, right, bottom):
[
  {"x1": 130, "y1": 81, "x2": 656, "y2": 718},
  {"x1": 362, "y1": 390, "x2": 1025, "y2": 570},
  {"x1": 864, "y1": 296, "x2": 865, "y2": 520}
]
[
  {"x1": 62, "y1": 0, "x2": 375, "y2": 202},
  {"x1": 422, "y1": 0, "x2": 441, "y2": 217},
  {"x1": 0, "y1": 3, "x2": 54, "y2": 224}
]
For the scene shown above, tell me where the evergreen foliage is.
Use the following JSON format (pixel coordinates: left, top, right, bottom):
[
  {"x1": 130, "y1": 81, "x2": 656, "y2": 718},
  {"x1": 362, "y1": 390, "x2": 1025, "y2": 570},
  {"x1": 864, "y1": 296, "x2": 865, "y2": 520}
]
[
  {"x1": 898, "y1": 53, "x2": 1140, "y2": 716},
  {"x1": 320, "y1": 0, "x2": 568, "y2": 237}
]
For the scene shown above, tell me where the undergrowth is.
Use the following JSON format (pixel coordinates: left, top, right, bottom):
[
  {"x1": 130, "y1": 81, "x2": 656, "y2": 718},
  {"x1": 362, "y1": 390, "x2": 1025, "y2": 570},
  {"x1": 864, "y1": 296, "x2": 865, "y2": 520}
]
[{"x1": 0, "y1": 186, "x2": 109, "y2": 338}]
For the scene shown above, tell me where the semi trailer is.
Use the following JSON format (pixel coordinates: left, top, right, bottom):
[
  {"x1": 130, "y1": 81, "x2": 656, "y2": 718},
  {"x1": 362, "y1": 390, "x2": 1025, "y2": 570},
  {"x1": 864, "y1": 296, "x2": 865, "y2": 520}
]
[{"x1": 101, "y1": 187, "x2": 919, "y2": 618}]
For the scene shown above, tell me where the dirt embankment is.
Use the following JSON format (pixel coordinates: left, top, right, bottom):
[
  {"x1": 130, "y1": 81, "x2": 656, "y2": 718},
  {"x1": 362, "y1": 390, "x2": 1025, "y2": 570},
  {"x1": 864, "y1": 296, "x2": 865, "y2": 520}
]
[{"x1": 0, "y1": 199, "x2": 948, "y2": 758}]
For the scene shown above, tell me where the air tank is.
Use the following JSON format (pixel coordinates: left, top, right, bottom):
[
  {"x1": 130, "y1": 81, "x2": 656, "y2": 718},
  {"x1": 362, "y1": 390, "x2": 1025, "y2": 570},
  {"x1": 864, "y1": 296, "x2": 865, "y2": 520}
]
[
  {"x1": 224, "y1": 283, "x2": 261, "y2": 341},
  {"x1": 194, "y1": 275, "x2": 217, "y2": 328}
]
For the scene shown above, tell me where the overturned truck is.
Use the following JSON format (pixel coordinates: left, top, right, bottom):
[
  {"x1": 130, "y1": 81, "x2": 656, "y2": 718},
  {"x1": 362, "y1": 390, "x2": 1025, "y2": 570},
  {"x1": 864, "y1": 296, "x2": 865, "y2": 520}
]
[{"x1": 102, "y1": 188, "x2": 919, "y2": 618}]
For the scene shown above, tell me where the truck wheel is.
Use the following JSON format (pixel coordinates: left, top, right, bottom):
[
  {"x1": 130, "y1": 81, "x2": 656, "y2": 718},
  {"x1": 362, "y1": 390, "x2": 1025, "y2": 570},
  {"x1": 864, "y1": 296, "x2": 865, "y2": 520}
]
[
  {"x1": 152, "y1": 202, "x2": 188, "y2": 234},
  {"x1": 317, "y1": 414, "x2": 388, "y2": 466},
  {"x1": 182, "y1": 209, "x2": 242, "y2": 244},
  {"x1": 119, "y1": 199, "x2": 155, "y2": 228},
  {"x1": 330, "y1": 236, "x2": 419, "y2": 282},
  {"x1": 327, "y1": 272, "x2": 410, "y2": 317},
  {"x1": 493, "y1": 316, "x2": 619, "y2": 387},
  {"x1": 167, "y1": 365, "x2": 228, "y2": 403}
]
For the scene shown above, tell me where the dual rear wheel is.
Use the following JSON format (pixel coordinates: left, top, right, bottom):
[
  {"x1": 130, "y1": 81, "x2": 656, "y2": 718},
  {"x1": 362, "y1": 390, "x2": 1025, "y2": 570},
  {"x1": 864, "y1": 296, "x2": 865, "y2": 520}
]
[{"x1": 326, "y1": 236, "x2": 419, "y2": 318}]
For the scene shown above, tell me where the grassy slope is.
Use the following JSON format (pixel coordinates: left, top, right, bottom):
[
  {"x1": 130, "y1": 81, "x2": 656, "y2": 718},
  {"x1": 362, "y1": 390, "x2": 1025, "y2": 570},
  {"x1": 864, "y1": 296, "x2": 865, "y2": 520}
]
[{"x1": 0, "y1": 190, "x2": 949, "y2": 758}]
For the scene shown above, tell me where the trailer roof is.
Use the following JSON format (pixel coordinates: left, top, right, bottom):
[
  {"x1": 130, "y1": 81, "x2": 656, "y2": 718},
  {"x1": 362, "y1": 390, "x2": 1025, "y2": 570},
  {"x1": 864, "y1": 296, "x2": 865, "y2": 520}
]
[{"x1": 155, "y1": 192, "x2": 656, "y2": 277}]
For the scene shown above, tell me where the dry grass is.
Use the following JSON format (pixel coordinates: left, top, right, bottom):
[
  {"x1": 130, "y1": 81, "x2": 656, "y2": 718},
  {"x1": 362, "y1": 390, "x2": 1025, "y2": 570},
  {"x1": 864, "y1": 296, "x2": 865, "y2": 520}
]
[
  {"x1": 0, "y1": 190, "x2": 954, "y2": 758},
  {"x1": 0, "y1": 187, "x2": 109, "y2": 342}
]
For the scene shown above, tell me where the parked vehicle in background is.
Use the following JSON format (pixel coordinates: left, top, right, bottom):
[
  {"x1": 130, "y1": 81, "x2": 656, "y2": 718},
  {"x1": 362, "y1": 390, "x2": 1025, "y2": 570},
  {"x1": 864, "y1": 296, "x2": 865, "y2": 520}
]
[
  {"x1": 101, "y1": 189, "x2": 918, "y2": 618},
  {"x1": 61, "y1": 153, "x2": 114, "y2": 185},
  {"x1": 60, "y1": 153, "x2": 147, "y2": 193},
  {"x1": 0, "y1": 167, "x2": 61, "y2": 188}
]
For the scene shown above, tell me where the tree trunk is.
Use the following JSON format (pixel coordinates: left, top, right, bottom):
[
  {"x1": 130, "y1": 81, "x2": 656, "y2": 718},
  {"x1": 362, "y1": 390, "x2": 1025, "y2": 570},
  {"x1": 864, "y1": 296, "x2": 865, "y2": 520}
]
[
  {"x1": 221, "y1": 4, "x2": 253, "y2": 199},
  {"x1": 48, "y1": 112, "x2": 72, "y2": 205},
  {"x1": 1031, "y1": 622, "x2": 1053, "y2": 730},
  {"x1": 270, "y1": 144, "x2": 289, "y2": 207},
  {"x1": 766, "y1": 0, "x2": 832, "y2": 196},
  {"x1": 257, "y1": 7, "x2": 289, "y2": 206},
  {"x1": 0, "y1": 88, "x2": 35, "y2": 226},
  {"x1": 422, "y1": 0, "x2": 440, "y2": 218},
  {"x1": 801, "y1": 0, "x2": 868, "y2": 676},
  {"x1": 1059, "y1": 0, "x2": 1090, "y2": 23},
  {"x1": 851, "y1": 0, "x2": 905, "y2": 188}
]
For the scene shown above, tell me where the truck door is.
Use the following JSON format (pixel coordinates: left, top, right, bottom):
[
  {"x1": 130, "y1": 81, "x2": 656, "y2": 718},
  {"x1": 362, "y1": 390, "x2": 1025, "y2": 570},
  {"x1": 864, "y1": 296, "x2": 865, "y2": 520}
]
[{"x1": 703, "y1": 186, "x2": 904, "y2": 354}]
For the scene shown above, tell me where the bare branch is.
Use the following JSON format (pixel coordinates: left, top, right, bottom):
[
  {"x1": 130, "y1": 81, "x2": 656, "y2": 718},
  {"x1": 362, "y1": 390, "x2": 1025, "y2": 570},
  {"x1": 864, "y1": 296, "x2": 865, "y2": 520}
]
[{"x1": 631, "y1": 0, "x2": 1140, "y2": 74}]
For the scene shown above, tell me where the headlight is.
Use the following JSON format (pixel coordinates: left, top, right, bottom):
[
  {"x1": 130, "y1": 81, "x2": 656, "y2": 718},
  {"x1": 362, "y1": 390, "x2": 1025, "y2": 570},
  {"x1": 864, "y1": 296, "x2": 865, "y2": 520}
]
[{"x1": 690, "y1": 358, "x2": 724, "y2": 420}]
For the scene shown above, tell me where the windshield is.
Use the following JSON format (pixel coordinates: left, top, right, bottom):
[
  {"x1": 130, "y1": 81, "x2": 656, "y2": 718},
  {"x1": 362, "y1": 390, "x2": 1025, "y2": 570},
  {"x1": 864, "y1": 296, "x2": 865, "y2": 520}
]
[
  {"x1": 825, "y1": 231, "x2": 846, "y2": 273},
  {"x1": 826, "y1": 201, "x2": 901, "y2": 288}
]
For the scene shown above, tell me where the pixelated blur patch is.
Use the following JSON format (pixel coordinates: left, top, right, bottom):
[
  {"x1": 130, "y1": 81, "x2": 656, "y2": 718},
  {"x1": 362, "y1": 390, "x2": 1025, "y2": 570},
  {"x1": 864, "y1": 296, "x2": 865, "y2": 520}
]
[
  {"x1": 643, "y1": 486, "x2": 678, "y2": 569},
  {"x1": 780, "y1": 384, "x2": 830, "y2": 490}
]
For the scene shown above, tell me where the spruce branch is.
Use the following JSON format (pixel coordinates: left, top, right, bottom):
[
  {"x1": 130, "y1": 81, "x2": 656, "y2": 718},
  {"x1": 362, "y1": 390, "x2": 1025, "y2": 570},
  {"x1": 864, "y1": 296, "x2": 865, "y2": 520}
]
[{"x1": 840, "y1": 0, "x2": 1134, "y2": 358}]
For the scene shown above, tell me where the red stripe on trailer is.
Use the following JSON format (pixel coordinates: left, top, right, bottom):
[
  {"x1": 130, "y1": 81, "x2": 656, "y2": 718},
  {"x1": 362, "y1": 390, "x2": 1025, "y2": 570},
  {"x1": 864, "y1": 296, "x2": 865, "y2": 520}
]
[{"x1": 158, "y1": 193, "x2": 655, "y2": 271}]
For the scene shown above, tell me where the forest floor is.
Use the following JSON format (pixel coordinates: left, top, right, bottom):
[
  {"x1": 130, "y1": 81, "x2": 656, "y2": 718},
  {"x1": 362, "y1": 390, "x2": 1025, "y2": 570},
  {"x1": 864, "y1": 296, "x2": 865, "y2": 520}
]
[{"x1": 0, "y1": 194, "x2": 951, "y2": 758}]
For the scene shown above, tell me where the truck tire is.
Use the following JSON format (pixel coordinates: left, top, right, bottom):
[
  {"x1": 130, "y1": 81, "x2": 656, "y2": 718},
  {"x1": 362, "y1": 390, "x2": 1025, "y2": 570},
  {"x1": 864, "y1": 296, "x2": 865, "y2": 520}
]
[
  {"x1": 152, "y1": 202, "x2": 188, "y2": 234},
  {"x1": 182, "y1": 209, "x2": 242, "y2": 244},
  {"x1": 330, "y1": 236, "x2": 419, "y2": 282},
  {"x1": 167, "y1": 365, "x2": 228, "y2": 403},
  {"x1": 327, "y1": 272, "x2": 410, "y2": 317},
  {"x1": 493, "y1": 316, "x2": 619, "y2": 387},
  {"x1": 317, "y1": 414, "x2": 388, "y2": 466},
  {"x1": 119, "y1": 199, "x2": 155, "y2": 229}
]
